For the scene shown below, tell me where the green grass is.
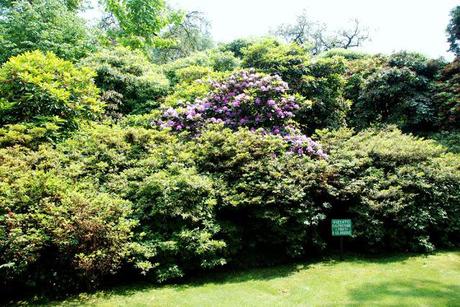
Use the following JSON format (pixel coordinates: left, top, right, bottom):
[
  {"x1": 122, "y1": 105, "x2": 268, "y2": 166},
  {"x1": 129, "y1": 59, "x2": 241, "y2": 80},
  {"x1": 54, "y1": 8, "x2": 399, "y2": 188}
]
[{"x1": 33, "y1": 251, "x2": 460, "y2": 306}]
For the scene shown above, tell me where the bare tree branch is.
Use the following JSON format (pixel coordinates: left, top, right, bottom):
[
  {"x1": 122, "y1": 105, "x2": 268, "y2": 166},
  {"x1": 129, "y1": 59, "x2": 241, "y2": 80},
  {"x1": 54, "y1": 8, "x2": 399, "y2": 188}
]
[{"x1": 273, "y1": 12, "x2": 370, "y2": 54}]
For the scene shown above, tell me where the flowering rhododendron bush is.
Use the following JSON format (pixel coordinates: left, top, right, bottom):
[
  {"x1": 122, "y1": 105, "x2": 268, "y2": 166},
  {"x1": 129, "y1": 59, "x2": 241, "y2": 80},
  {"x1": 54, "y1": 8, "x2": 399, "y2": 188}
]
[
  {"x1": 160, "y1": 70, "x2": 327, "y2": 158},
  {"x1": 1, "y1": 9, "x2": 460, "y2": 299}
]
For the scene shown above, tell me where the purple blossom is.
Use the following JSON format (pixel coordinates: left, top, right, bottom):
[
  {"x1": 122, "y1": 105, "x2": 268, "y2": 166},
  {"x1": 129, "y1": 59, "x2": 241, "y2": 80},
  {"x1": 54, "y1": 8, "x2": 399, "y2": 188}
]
[{"x1": 158, "y1": 70, "x2": 326, "y2": 158}]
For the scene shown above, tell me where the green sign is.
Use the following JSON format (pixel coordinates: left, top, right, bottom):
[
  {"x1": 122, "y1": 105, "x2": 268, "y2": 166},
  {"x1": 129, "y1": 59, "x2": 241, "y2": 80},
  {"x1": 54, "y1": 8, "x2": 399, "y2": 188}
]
[{"x1": 331, "y1": 219, "x2": 352, "y2": 236}]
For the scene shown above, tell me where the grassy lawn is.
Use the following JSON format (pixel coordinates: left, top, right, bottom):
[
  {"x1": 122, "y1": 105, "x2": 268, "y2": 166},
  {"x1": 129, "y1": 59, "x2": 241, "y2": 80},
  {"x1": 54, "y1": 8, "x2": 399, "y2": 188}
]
[{"x1": 34, "y1": 251, "x2": 460, "y2": 306}]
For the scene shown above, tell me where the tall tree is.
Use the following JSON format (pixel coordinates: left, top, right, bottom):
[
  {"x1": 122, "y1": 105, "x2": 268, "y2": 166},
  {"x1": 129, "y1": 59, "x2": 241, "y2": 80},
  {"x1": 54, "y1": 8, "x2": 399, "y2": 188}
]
[
  {"x1": 0, "y1": 0, "x2": 84, "y2": 11},
  {"x1": 149, "y1": 10, "x2": 213, "y2": 63},
  {"x1": 0, "y1": 0, "x2": 94, "y2": 63},
  {"x1": 99, "y1": 0, "x2": 183, "y2": 47},
  {"x1": 274, "y1": 11, "x2": 369, "y2": 54},
  {"x1": 447, "y1": 5, "x2": 460, "y2": 56}
]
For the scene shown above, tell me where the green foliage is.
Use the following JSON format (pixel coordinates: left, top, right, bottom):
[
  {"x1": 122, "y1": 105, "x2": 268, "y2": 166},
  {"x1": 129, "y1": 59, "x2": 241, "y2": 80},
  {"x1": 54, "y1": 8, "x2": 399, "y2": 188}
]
[
  {"x1": 148, "y1": 11, "x2": 214, "y2": 63},
  {"x1": 320, "y1": 48, "x2": 369, "y2": 60},
  {"x1": 434, "y1": 58, "x2": 460, "y2": 129},
  {"x1": 242, "y1": 39, "x2": 309, "y2": 88},
  {"x1": 0, "y1": 51, "x2": 102, "y2": 136},
  {"x1": 100, "y1": 0, "x2": 183, "y2": 47},
  {"x1": 0, "y1": 0, "x2": 84, "y2": 10},
  {"x1": 220, "y1": 38, "x2": 255, "y2": 58},
  {"x1": 194, "y1": 125, "x2": 328, "y2": 263},
  {"x1": 297, "y1": 56, "x2": 350, "y2": 131},
  {"x1": 0, "y1": 121, "x2": 61, "y2": 149},
  {"x1": 0, "y1": 0, "x2": 94, "y2": 63},
  {"x1": 80, "y1": 47, "x2": 169, "y2": 115},
  {"x1": 0, "y1": 11, "x2": 459, "y2": 298},
  {"x1": 55, "y1": 124, "x2": 227, "y2": 283},
  {"x1": 173, "y1": 65, "x2": 213, "y2": 84},
  {"x1": 429, "y1": 131, "x2": 460, "y2": 153},
  {"x1": 163, "y1": 50, "x2": 240, "y2": 85},
  {"x1": 0, "y1": 145, "x2": 135, "y2": 291},
  {"x1": 131, "y1": 167, "x2": 226, "y2": 281},
  {"x1": 162, "y1": 78, "x2": 212, "y2": 107},
  {"x1": 319, "y1": 127, "x2": 460, "y2": 252},
  {"x1": 447, "y1": 6, "x2": 460, "y2": 55},
  {"x1": 347, "y1": 52, "x2": 441, "y2": 131},
  {"x1": 242, "y1": 39, "x2": 349, "y2": 131}
]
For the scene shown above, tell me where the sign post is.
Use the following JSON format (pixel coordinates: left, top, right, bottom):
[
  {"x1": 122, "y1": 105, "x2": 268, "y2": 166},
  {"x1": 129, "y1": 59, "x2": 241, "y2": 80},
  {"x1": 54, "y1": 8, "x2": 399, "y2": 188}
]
[{"x1": 331, "y1": 219, "x2": 352, "y2": 260}]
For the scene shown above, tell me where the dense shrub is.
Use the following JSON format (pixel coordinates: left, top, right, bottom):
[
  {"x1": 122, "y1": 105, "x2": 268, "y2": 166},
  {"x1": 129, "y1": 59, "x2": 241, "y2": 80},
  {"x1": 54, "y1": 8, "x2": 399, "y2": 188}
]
[
  {"x1": 162, "y1": 79, "x2": 213, "y2": 107},
  {"x1": 55, "y1": 124, "x2": 227, "y2": 283},
  {"x1": 319, "y1": 127, "x2": 460, "y2": 252},
  {"x1": 320, "y1": 48, "x2": 369, "y2": 60},
  {"x1": 0, "y1": 121, "x2": 61, "y2": 149},
  {"x1": 0, "y1": 0, "x2": 94, "y2": 63},
  {"x1": 242, "y1": 39, "x2": 350, "y2": 131},
  {"x1": 346, "y1": 52, "x2": 445, "y2": 131},
  {"x1": 163, "y1": 50, "x2": 240, "y2": 85},
  {"x1": 296, "y1": 56, "x2": 350, "y2": 131},
  {"x1": 159, "y1": 70, "x2": 327, "y2": 157},
  {"x1": 430, "y1": 131, "x2": 460, "y2": 153},
  {"x1": 434, "y1": 58, "x2": 460, "y2": 129},
  {"x1": 0, "y1": 51, "x2": 102, "y2": 137},
  {"x1": 0, "y1": 145, "x2": 135, "y2": 292},
  {"x1": 242, "y1": 39, "x2": 309, "y2": 92},
  {"x1": 194, "y1": 125, "x2": 329, "y2": 264},
  {"x1": 80, "y1": 47, "x2": 170, "y2": 116},
  {"x1": 220, "y1": 38, "x2": 255, "y2": 58}
]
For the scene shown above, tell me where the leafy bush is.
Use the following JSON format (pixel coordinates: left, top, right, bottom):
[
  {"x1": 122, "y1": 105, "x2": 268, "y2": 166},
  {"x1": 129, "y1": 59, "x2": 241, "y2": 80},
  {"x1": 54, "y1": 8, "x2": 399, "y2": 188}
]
[
  {"x1": 0, "y1": 145, "x2": 135, "y2": 292},
  {"x1": 242, "y1": 39, "x2": 309, "y2": 91},
  {"x1": 220, "y1": 38, "x2": 255, "y2": 58},
  {"x1": 346, "y1": 52, "x2": 445, "y2": 131},
  {"x1": 0, "y1": 35, "x2": 459, "y2": 298},
  {"x1": 320, "y1": 48, "x2": 369, "y2": 60},
  {"x1": 296, "y1": 56, "x2": 350, "y2": 131},
  {"x1": 242, "y1": 39, "x2": 350, "y2": 131},
  {"x1": 429, "y1": 131, "x2": 460, "y2": 153},
  {"x1": 319, "y1": 127, "x2": 460, "y2": 252},
  {"x1": 0, "y1": 0, "x2": 94, "y2": 63},
  {"x1": 0, "y1": 51, "x2": 102, "y2": 135},
  {"x1": 354, "y1": 67, "x2": 434, "y2": 129},
  {"x1": 80, "y1": 47, "x2": 170, "y2": 115},
  {"x1": 129, "y1": 166, "x2": 226, "y2": 282},
  {"x1": 163, "y1": 50, "x2": 239, "y2": 85},
  {"x1": 194, "y1": 125, "x2": 329, "y2": 264},
  {"x1": 55, "y1": 124, "x2": 227, "y2": 283},
  {"x1": 434, "y1": 58, "x2": 460, "y2": 129},
  {"x1": 162, "y1": 79, "x2": 213, "y2": 107},
  {"x1": 0, "y1": 121, "x2": 61, "y2": 148},
  {"x1": 159, "y1": 70, "x2": 326, "y2": 157}
]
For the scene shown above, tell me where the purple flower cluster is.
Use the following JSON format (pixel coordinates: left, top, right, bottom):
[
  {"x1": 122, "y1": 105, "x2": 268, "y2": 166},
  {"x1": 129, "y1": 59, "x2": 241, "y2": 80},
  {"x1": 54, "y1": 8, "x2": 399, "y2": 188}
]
[
  {"x1": 282, "y1": 127, "x2": 327, "y2": 159},
  {"x1": 159, "y1": 70, "x2": 326, "y2": 158}
]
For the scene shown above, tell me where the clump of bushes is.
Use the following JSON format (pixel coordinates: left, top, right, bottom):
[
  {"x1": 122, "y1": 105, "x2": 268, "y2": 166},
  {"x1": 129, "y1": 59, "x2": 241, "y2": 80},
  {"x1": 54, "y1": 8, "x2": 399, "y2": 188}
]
[
  {"x1": 320, "y1": 127, "x2": 460, "y2": 252},
  {"x1": 162, "y1": 49, "x2": 240, "y2": 85},
  {"x1": 242, "y1": 39, "x2": 350, "y2": 131},
  {"x1": 0, "y1": 50, "x2": 102, "y2": 145},
  {"x1": 159, "y1": 70, "x2": 326, "y2": 157},
  {"x1": 1, "y1": 32, "x2": 460, "y2": 299},
  {"x1": 80, "y1": 47, "x2": 170, "y2": 116},
  {"x1": 2, "y1": 123, "x2": 458, "y2": 293},
  {"x1": 0, "y1": 0, "x2": 95, "y2": 63},
  {"x1": 0, "y1": 145, "x2": 135, "y2": 293},
  {"x1": 344, "y1": 52, "x2": 447, "y2": 131}
]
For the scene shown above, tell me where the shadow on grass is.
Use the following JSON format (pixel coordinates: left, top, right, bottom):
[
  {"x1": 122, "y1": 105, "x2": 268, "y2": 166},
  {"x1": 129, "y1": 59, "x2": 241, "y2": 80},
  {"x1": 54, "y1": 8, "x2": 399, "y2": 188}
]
[
  {"x1": 83, "y1": 252, "x2": 422, "y2": 297},
  {"x1": 13, "y1": 250, "x2": 460, "y2": 306},
  {"x1": 348, "y1": 279, "x2": 460, "y2": 305}
]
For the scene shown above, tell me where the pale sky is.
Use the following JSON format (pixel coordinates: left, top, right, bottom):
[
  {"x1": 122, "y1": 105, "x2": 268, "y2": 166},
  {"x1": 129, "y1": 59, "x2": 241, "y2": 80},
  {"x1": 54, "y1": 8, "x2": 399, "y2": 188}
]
[{"x1": 168, "y1": 0, "x2": 458, "y2": 60}]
